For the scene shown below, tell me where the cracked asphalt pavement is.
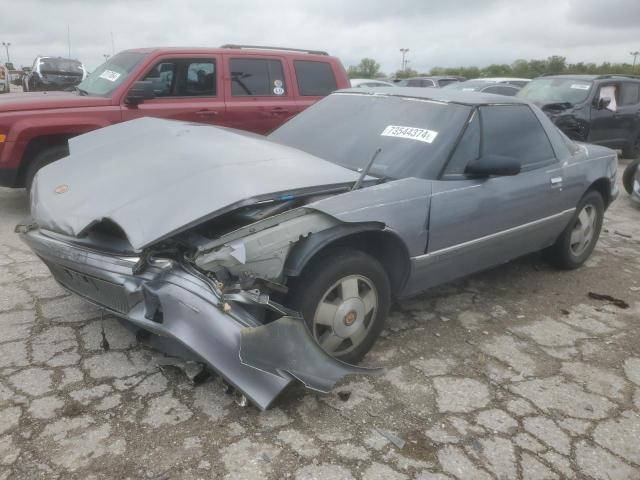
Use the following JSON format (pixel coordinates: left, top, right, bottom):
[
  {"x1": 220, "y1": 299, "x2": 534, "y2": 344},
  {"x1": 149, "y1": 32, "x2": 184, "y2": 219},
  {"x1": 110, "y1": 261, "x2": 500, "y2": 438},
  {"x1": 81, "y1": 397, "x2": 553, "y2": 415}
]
[{"x1": 1, "y1": 161, "x2": 640, "y2": 479}]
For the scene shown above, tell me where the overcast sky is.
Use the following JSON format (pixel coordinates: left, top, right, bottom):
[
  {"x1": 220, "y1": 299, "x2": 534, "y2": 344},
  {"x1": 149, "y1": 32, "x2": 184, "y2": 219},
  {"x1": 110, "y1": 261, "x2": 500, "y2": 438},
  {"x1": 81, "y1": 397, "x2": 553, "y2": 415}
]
[{"x1": 1, "y1": 0, "x2": 639, "y2": 74}]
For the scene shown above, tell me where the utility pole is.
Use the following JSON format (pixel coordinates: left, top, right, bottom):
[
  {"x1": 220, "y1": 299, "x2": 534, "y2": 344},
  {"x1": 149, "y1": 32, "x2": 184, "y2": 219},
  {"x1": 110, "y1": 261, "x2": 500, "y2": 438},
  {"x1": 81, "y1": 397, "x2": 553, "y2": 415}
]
[
  {"x1": 631, "y1": 51, "x2": 640, "y2": 74},
  {"x1": 110, "y1": 32, "x2": 115, "y2": 56},
  {"x1": 103, "y1": 54, "x2": 110, "y2": 62},
  {"x1": 1, "y1": 42, "x2": 11, "y2": 64},
  {"x1": 400, "y1": 48, "x2": 409, "y2": 71},
  {"x1": 67, "y1": 25, "x2": 71, "y2": 57}
]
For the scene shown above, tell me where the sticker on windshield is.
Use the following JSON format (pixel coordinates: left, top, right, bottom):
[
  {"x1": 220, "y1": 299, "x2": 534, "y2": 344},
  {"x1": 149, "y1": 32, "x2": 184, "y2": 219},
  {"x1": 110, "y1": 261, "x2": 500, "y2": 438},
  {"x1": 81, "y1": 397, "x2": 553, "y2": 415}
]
[
  {"x1": 570, "y1": 83, "x2": 590, "y2": 90},
  {"x1": 99, "y1": 70, "x2": 121, "y2": 82},
  {"x1": 273, "y1": 87, "x2": 285, "y2": 95},
  {"x1": 381, "y1": 125, "x2": 438, "y2": 144},
  {"x1": 274, "y1": 79, "x2": 283, "y2": 87}
]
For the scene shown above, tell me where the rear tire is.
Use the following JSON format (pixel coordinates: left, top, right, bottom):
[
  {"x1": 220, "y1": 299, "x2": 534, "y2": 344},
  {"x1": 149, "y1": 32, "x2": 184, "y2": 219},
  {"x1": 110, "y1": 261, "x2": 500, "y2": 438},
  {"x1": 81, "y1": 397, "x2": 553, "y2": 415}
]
[
  {"x1": 622, "y1": 160, "x2": 639, "y2": 195},
  {"x1": 545, "y1": 190, "x2": 604, "y2": 270},
  {"x1": 24, "y1": 144, "x2": 69, "y2": 193},
  {"x1": 287, "y1": 248, "x2": 391, "y2": 364}
]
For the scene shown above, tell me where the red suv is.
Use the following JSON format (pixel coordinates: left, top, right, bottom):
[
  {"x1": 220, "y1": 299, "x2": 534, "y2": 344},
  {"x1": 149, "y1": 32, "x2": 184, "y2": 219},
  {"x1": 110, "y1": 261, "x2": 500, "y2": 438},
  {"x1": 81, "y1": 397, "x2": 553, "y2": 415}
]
[{"x1": 0, "y1": 45, "x2": 349, "y2": 190}]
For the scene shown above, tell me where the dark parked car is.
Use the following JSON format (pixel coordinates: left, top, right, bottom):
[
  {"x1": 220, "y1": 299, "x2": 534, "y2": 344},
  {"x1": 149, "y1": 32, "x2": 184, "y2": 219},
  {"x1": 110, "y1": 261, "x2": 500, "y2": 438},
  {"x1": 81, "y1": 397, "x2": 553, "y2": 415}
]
[
  {"x1": 0, "y1": 46, "x2": 349, "y2": 190},
  {"x1": 444, "y1": 79, "x2": 522, "y2": 96},
  {"x1": 395, "y1": 76, "x2": 465, "y2": 88},
  {"x1": 23, "y1": 56, "x2": 87, "y2": 92},
  {"x1": 517, "y1": 74, "x2": 640, "y2": 158},
  {"x1": 19, "y1": 87, "x2": 618, "y2": 409}
]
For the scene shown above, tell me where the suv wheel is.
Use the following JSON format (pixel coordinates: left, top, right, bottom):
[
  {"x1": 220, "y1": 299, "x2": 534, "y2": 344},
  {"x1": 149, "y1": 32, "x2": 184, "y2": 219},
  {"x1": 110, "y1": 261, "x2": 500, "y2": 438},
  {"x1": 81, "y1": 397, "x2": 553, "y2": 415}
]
[
  {"x1": 623, "y1": 160, "x2": 639, "y2": 195},
  {"x1": 545, "y1": 190, "x2": 604, "y2": 269},
  {"x1": 288, "y1": 249, "x2": 391, "y2": 364},
  {"x1": 622, "y1": 133, "x2": 640, "y2": 159},
  {"x1": 24, "y1": 144, "x2": 69, "y2": 193}
]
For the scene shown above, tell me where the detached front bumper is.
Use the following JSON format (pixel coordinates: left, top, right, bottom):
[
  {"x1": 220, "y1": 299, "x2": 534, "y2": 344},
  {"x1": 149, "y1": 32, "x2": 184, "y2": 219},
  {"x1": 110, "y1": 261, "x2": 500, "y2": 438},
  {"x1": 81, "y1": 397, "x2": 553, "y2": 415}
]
[{"x1": 20, "y1": 228, "x2": 378, "y2": 409}]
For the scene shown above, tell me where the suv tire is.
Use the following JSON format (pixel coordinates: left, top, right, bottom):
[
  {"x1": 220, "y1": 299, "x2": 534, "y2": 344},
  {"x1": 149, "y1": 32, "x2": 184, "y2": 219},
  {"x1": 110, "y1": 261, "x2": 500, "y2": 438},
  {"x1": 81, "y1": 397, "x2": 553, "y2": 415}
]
[
  {"x1": 623, "y1": 160, "x2": 639, "y2": 195},
  {"x1": 622, "y1": 134, "x2": 640, "y2": 159},
  {"x1": 25, "y1": 144, "x2": 69, "y2": 193}
]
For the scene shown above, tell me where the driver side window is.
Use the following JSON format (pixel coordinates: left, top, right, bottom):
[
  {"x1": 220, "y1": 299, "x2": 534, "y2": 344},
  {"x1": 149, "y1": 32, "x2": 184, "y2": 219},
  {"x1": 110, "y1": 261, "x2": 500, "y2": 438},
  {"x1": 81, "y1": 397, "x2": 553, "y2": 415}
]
[
  {"x1": 143, "y1": 58, "x2": 217, "y2": 97},
  {"x1": 443, "y1": 105, "x2": 556, "y2": 177}
]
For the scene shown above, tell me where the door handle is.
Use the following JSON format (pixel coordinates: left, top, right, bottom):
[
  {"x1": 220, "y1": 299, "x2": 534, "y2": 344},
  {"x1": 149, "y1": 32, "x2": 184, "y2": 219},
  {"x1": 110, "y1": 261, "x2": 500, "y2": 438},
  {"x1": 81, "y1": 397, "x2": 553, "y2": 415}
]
[
  {"x1": 195, "y1": 110, "x2": 219, "y2": 116},
  {"x1": 270, "y1": 107, "x2": 290, "y2": 115},
  {"x1": 550, "y1": 177, "x2": 563, "y2": 186}
]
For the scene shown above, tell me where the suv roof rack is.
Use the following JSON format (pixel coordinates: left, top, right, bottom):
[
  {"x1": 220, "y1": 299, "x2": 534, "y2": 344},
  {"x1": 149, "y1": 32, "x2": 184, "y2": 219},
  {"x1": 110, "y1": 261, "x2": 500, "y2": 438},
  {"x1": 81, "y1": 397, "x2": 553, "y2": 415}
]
[{"x1": 220, "y1": 44, "x2": 328, "y2": 56}]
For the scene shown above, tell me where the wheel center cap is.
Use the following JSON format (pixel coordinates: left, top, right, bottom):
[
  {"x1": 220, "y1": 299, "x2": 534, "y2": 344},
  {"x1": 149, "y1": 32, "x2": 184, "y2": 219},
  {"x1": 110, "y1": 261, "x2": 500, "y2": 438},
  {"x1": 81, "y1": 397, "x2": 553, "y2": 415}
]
[{"x1": 343, "y1": 310, "x2": 357, "y2": 326}]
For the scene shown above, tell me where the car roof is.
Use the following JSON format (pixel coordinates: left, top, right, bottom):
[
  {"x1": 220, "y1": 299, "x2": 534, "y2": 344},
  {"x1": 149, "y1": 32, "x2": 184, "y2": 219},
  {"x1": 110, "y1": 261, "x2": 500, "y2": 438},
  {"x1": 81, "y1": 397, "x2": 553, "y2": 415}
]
[
  {"x1": 473, "y1": 77, "x2": 530, "y2": 82},
  {"x1": 336, "y1": 87, "x2": 527, "y2": 106},
  {"x1": 451, "y1": 80, "x2": 521, "y2": 88},
  {"x1": 351, "y1": 78, "x2": 393, "y2": 83},
  {"x1": 405, "y1": 76, "x2": 464, "y2": 80},
  {"x1": 535, "y1": 74, "x2": 640, "y2": 82}
]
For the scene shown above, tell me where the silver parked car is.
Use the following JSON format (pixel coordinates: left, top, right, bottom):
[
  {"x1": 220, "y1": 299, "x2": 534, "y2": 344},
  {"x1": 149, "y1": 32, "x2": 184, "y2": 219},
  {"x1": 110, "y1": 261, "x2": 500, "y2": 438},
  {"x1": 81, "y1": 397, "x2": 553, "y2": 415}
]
[{"x1": 19, "y1": 87, "x2": 618, "y2": 408}]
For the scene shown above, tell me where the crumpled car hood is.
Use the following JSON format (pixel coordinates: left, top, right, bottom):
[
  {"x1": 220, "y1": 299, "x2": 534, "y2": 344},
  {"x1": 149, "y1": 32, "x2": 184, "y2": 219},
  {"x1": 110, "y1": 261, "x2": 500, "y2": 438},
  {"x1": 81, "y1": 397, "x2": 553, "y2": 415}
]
[{"x1": 31, "y1": 117, "x2": 361, "y2": 250}]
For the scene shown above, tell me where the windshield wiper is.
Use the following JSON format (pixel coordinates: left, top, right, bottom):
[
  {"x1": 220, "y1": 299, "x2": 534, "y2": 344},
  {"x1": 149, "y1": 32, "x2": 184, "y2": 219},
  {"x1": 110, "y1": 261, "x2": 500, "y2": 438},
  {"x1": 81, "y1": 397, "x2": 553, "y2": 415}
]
[
  {"x1": 352, "y1": 148, "x2": 382, "y2": 191},
  {"x1": 75, "y1": 86, "x2": 89, "y2": 96}
]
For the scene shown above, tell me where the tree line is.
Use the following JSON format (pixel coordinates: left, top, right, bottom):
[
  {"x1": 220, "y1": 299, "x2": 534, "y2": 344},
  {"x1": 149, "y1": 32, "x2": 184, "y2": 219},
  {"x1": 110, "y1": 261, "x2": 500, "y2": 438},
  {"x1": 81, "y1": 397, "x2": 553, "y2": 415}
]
[{"x1": 347, "y1": 56, "x2": 640, "y2": 80}]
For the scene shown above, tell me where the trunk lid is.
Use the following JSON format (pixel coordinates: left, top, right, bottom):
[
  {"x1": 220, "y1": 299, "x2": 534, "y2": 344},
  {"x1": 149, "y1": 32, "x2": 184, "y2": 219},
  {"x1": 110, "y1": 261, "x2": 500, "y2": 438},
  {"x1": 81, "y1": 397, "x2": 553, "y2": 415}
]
[{"x1": 31, "y1": 117, "x2": 361, "y2": 250}]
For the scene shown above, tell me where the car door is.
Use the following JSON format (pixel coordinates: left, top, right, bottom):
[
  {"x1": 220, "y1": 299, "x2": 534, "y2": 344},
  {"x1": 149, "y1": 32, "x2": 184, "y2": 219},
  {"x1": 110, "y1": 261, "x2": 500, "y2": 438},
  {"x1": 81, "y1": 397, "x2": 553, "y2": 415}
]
[
  {"x1": 589, "y1": 82, "x2": 623, "y2": 147},
  {"x1": 121, "y1": 55, "x2": 225, "y2": 125},
  {"x1": 616, "y1": 82, "x2": 640, "y2": 147},
  {"x1": 408, "y1": 104, "x2": 572, "y2": 294},
  {"x1": 223, "y1": 55, "x2": 297, "y2": 134}
]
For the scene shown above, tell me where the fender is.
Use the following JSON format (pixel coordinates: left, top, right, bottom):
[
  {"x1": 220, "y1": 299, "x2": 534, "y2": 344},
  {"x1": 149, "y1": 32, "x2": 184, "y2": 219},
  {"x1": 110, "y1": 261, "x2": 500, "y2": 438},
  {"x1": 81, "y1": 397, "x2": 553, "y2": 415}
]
[
  {"x1": 284, "y1": 222, "x2": 384, "y2": 277},
  {"x1": 283, "y1": 221, "x2": 413, "y2": 295}
]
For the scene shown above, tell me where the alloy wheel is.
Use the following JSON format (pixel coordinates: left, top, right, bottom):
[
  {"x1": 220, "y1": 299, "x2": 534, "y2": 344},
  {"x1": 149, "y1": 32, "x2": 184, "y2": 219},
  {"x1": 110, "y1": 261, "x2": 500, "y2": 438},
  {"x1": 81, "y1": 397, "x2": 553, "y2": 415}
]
[
  {"x1": 312, "y1": 274, "x2": 378, "y2": 356},
  {"x1": 569, "y1": 204, "x2": 597, "y2": 257}
]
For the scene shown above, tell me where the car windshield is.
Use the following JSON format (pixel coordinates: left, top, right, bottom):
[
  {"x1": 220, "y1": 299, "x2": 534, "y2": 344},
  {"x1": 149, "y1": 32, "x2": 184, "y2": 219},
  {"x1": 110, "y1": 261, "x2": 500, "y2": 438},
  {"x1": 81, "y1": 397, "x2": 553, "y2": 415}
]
[
  {"x1": 40, "y1": 58, "x2": 83, "y2": 75},
  {"x1": 517, "y1": 78, "x2": 593, "y2": 104},
  {"x1": 75, "y1": 52, "x2": 146, "y2": 97},
  {"x1": 269, "y1": 93, "x2": 471, "y2": 180}
]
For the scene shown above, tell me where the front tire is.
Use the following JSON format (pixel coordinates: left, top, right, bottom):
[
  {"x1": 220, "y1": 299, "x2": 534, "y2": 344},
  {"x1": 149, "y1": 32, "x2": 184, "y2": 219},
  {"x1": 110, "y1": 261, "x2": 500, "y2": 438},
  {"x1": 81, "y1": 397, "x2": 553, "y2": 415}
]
[
  {"x1": 622, "y1": 134, "x2": 640, "y2": 159},
  {"x1": 288, "y1": 249, "x2": 391, "y2": 364},
  {"x1": 546, "y1": 190, "x2": 604, "y2": 270},
  {"x1": 622, "y1": 160, "x2": 639, "y2": 195}
]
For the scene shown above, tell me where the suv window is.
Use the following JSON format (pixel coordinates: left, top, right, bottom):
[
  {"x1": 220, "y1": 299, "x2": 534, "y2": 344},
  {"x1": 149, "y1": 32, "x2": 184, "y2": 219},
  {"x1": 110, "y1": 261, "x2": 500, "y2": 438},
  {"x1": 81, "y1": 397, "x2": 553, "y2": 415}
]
[
  {"x1": 143, "y1": 59, "x2": 216, "y2": 97},
  {"x1": 480, "y1": 105, "x2": 555, "y2": 169},
  {"x1": 619, "y1": 82, "x2": 640, "y2": 106},
  {"x1": 230, "y1": 58, "x2": 286, "y2": 96},
  {"x1": 294, "y1": 60, "x2": 337, "y2": 96}
]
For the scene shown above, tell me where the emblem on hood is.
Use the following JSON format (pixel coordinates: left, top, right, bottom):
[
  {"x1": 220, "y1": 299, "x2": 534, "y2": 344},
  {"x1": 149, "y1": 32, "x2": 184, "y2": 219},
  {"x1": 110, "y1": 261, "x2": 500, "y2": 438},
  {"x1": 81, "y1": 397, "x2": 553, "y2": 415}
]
[{"x1": 54, "y1": 184, "x2": 69, "y2": 194}]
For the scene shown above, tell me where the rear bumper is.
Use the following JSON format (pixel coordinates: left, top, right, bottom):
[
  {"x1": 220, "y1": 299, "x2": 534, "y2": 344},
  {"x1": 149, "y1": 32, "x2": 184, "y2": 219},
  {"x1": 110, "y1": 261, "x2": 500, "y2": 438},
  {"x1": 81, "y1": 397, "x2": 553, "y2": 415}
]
[{"x1": 19, "y1": 228, "x2": 376, "y2": 409}]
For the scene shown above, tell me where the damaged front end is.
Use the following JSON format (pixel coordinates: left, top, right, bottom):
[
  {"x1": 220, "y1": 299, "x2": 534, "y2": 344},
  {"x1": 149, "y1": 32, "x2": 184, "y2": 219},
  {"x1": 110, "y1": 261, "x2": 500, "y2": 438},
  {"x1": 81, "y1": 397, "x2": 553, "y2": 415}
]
[
  {"x1": 19, "y1": 204, "x2": 380, "y2": 410},
  {"x1": 20, "y1": 117, "x2": 388, "y2": 408}
]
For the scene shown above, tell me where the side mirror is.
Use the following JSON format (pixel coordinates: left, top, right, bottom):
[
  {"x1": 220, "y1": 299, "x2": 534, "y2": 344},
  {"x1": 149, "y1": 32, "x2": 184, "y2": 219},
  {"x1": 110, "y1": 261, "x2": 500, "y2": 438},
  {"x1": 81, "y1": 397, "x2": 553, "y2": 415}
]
[
  {"x1": 125, "y1": 81, "x2": 155, "y2": 105},
  {"x1": 465, "y1": 155, "x2": 521, "y2": 177},
  {"x1": 597, "y1": 96, "x2": 611, "y2": 110}
]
